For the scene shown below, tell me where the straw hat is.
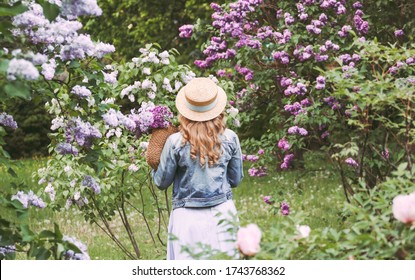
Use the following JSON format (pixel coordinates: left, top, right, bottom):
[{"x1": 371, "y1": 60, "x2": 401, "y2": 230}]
[{"x1": 176, "y1": 77, "x2": 227, "y2": 122}]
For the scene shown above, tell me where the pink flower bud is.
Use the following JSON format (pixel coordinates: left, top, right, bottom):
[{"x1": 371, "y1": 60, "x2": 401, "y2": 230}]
[
  {"x1": 392, "y1": 193, "x2": 415, "y2": 224},
  {"x1": 236, "y1": 224, "x2": 262, "y2": 257}
]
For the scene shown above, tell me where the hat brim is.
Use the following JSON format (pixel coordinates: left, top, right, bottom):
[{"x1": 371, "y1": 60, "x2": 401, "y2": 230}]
[{"x1": 176, "y1": 84, "x2": 227, "y2": 122}]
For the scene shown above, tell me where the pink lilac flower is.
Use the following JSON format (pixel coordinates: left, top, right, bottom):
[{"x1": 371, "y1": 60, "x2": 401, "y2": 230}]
[
  {"x1": 288, "y1": 126, "x2": 308, "y2": 136},
  {"x1": 345, "y1": 157, "x2": 359, "y2": 168},
  {"x1": 263, "y1": 196, "x2": 273, "y2": 205},
  {"x1": 281, "y1": 154, "x2": 294, "y2": 169},
  {"x1": 321, "y1": 131, "x2": 329, "y2": 139},
  {"x1": 278, "y1": 138, "x2": 290, "y2": 151},
  {"x1": 280, "y1": 202, "x2": 290, "y2": 215},
  {"x1": 394, "y1": 29, "x2": 404, "y2": 37},
  {"x1": 179, "y1": 24, "x2": 193, "y2": 38},
  {"x1": 258, "y1": 149, "x2": 265, "y2": 155},
  {"x1": 338, "y1": 25, "x2": 352, "y2": 37},
  {"x1": 381, "y1": 148, "x2": 389, "y2": 160},
  {"x1": 248, "y1": 167, "x2": 267, "y2": 177}
]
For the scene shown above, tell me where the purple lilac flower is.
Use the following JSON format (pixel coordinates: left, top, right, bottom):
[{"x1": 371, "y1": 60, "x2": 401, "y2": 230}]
[
  {"x1": 248, "y1": 167, "x2": 267, "y2": 177},
  {"x1": 179, "y1": 24, "x2": 193, "y2": 38},
  {"x1": 128, "y1": 102, "x2": 173, "y2": 135},
  {"x1": 263, "y1": 196, "x2": 273, "y2": 205},
  {"x1": 56, "y1": 142, "x2": 79, "y2": 156},
  {"x1": 278, "y1": 138, "x2": 290, "y2": 151},
  {"x1": 93, "y1": 42, "x2": 115, "y2": 58},
  {"x1": 345, "y1": 157, "x2": 359, "y2": 168},
  {"x1": 63, "y1": 236, "x2": 90, "y2": 260},
  {"x1": 11, "y1": 190, "x2": 46, "y2": 209},
  {"x1": 354, "y1": 12, "x2": 369, "y2": 34},
  {"x1": 281, "y1": 154, "x2": 294, "y2": 169},
  {"x1": 82, "y1": 175, "x2": 101, "y2": 194},
  {"x1": 299, "y1": 13, "x2": 308, "y2": 21},
  {"x1": 321, "y1": 131, "x2": 329, "y2": 139},
  {"x1": 0, "y1": 113, "x2": 18, "y2": 129},
  {"x1": 394, "y1": 29, "x2": 404, "y2": 37},
  {"x1": 381, "y1": 148, "x2": 390, "y2": 160},
  {"x1": 338, "y1": 25, "x2": 352, "y2": 37},
  {"x1": 0, "y1": 245, "x2": 16, "y2": 257},
  {"x1": 273, "y1": 51, "x2": 290, "y2": 64},
  {"x1": 284, "y1": 102, "x2": 305, "y2": 116},
  {"x1": 353, "y1": 2, "x2": 363, "y2": 9},
  {"x1": 288, "y1": 126, "x2": 308, "y2": 136},
  {"x1": 61, "y1": 0, "x2": 102, "y2": 19},
  {"x1": 246, "y1": 155, "x2": 259, "y2": 162},
  {"x1": 315, "y1": 75, "x2": 326, "y2": 90},
  {"x1": 7, "y1": 58, "x2": 39, "y2": 81},
  {"x1": 71, "y1": 85, "x2": 91, "y2": 98},
  {"x1": 406, "y1": 58, "x2": 415, "y2": 65},
  {"x1": 235, "y1": 65, "x2": 254, "y2": 81},
  {"x1": 324, "y1": 96, "x2": 341, "y2": 110},
  {"x1": 280, "y1": 77, "x2": 292, "y2": 87},
  {"x1": 65, "y1": 117, "x2": 102, "y2": 148},
  {"x1": 280, "y1": 202, "x2": 290, "y2": 215},
  {"x1": 210, "y1": 3, "x2": 222, "y2": 12},
  {"x1": 337, "y1": 4, "x2": 346, "y2": 15},
  {"x1": 284, "y1": 13, "x2": 295, "y2": 25},
  {"x1": 258, "y1": 149, "x2": 265, "y2": 155}
]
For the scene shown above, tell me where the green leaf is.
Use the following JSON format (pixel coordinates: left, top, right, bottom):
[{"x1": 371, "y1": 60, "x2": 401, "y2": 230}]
[
  {"x1": 39, "y1": 230, "x2": 56, "y2": 240},
  {"x1": 4, "y1": 81, "x2": 31, "y2": 100},
  {"x1": 7, "y1": 167, "x2": 18, "y2": 178},
  {"x1": 0, "y1": 59, "x2": 9, "y2": 73},
  {"x1": 40, "y1": 0, "x2": 60, "y2": 21},
  {"x1": 0, "y1": 2, "x2": 28, "y2": 17}
]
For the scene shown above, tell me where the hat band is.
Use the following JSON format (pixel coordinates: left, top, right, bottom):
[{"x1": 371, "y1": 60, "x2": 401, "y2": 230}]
[{"x1": 185, "y1": 97, "x2": 218, "y2": 112}]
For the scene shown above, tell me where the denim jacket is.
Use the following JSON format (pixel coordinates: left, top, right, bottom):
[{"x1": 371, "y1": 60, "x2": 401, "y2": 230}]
[{"x1": 152, "y1": 128, "x2": 244, "y2": 210}]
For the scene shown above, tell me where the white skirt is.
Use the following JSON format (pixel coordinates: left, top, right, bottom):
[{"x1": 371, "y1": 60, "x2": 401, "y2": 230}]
[{"x1": 167, "y1": 200, "x2": 239, "y2": 260}]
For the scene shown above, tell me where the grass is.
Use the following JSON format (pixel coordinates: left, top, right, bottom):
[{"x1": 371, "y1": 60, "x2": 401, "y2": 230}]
[{"x1": 0, "y1": 152, "x2": 347, "y2": 260}]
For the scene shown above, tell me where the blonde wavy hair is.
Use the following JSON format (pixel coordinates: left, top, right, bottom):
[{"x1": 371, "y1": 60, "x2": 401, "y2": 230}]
[{"x1": 179, "y1": 113, "x2": 226, "y2": 167}]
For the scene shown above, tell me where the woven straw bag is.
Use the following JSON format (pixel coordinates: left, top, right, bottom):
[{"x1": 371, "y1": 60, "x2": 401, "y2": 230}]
[{"x1": 146, "y1": 126, "x2": 179, "y2": 170}]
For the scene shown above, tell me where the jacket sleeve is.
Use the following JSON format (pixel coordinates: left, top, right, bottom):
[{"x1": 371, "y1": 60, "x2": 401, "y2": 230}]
[
  {"x1": 227, "y1": 133, "x2": 244, "y2": 188},
  {"x1": 152, "y1": 136, "x2": 177, "y2": 190}
]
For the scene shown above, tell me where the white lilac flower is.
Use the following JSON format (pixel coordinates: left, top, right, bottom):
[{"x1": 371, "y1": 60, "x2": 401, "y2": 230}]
[
  {"x1": 45, "y1": 183, "x2": 56, "y2": 201},
  {"x1": 51, "y1": 116, "x2": 65, "y2": 130},
  {"x1": 174, "y1": 80, "x2": 183, "y2": 91},
  {"x1": 63, "y1": 235, "x2": 90, "y2": 260},
  {"x1": 147, "y1": 91, "x2": 156, "y2": 99},
  {"x1": 41, "y1": 59, "x2": 56, "y2": 80},
  {"x1": 64, "y1": 166, "x2": 72, "y2": 173},
  {"x1": 128, "y1": 94, "x2": 135, "y2": 102},
  {"x1": 102, "y1": 70, "x2": 118, "y2": 84},
  {"x1": 93, "y1": 42, "x2": 115, "y2": 58},
  {"x1": 139, "y1": 141, "x2": 149, "y2": 150},
  {"x1": 208, "y1": 75, "x2": 219, "y2": 83},
  {"x1": 0, "y1": 113, "x2": 18, "y2": 129},
  {"x1": 227, "y1": 107, "x2": 239, "y2": 118},
  {"x1": 181, "y1": 71, "x2": 196, "y2": 84},
  {"x1": 74, "y1": 191, "x2": 81, "y2": 201},
  {"x1": 7, "y1": 58, "x2": 39, "y2": 80},
  {"x1": 142, "y1": 67, "x2": 151, "y2": 75},
  {"x1": 87, "y1": 96, "x2": 95, "y2": 107},
  {"x1": 295, "y1": 225, "x2": 311, "y2": 239},
  {"x1": 31, "y1": 53, "x2": 48, "y2": 65},
  {"x1": 71, "y1": 85, "x2": 91, "y2": 98},
  {"x1": 141, "y1": 79, "x2": 153, "y2": 89},
  {"x1": 12, "y1": 3, "x2": 49, "y2": 29},
  {"x1": 61, "y1": 0, "x2": 102, "y2": 19},
  {"x1": 128, "y1": 164, "x2": 139, "y2": 172},
  {"x1": 60, "y1": 34, "x2": 95, "y2": 61}
]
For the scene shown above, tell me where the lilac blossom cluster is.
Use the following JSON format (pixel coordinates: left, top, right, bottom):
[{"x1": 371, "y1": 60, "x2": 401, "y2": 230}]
[
  {"x1": 280, "y1": 202, "x2": 290, "y2": 216},
  {"x1": 11, "y1": 190, "x2": 46, "y2": 209},
  {"x1": 381, "y1": 148, "x2": 390, "y2": 160},
  {"x1": 7, "y1": 58, "x2": 39, "y2": 80},
  {"x1": 242, "y1": 154, "x2": 259, "y2": 162},
  {"x1": 0, "y1": 245, "x2": 16, "y2": 257},
  {"x1": 102, "y1": 109, "x2": 136, "y2": 131},
  {"x1": 353, "y1": 9, "x2": 368, "y2": 35},
  {"x1": 394, "y1": 29, "x2": 404, "y2": 37},
  {"x1": 82, "y1": 175, "x2": 101, "y2": 194},
  {"x1": 56, "y1": 142, "x2": 79, "y2": 156},
  {"x1": 235, "y1": 65, "x2": 254, "y2": 80},
  {"x1": 65, "y1": 117, "x2": 102, "y2": 148},
  {"x1": 280, "y1": 154, "x2": 294, "y2": 169},
  {"x1": 278, "y1": 138, "x2": 290, "y2": 151},
  {"x1": 323, "y1": 96, "x2": 341, "y2": 110},
  {"x1": 11, "y1": 2, "x2": 114, "y2": 70},
  {"x1": 0, "y1": 112, "x2": 18, "y2": 129},
  {"x1": 345, "y1": 157, "x2": 359, "y2": 168},
  {"x1": 288, "y1": 126, "x2": 308, "y2": 136},
  {"x1": 248, "y1": 166, "x2": 267, "y2": 177},
  {"x1": 179, "y1": 25, "x2": 193, "y2": 38},
  {"x1": 315, "y1": 75, "x2": 326, "y2": 90},
  {"x1": 263, "y1": 195, "x2": 273, "y2": 204},
  {"x1": 273, "y1": 51, "x2": 290, "y2": 64},
  {"x1": 71, "y1": 85, "x2": 92, "y2": 98},
  {"x1": 63, "y1": 235, "x2": 90, "y2": 260},
  {"x1": 129, "y1": 102, "x2": 173, "y2": 136}
]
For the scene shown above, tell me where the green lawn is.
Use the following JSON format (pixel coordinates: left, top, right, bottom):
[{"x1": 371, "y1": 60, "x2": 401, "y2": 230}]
[{"x1": 0, "y1": 153, "x2": 347, "y2": 260}]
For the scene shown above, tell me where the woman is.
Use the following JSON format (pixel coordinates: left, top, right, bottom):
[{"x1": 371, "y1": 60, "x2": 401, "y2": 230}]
[{"x1": 152, "y1": 77, "x2": 244, "y2": 260}]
